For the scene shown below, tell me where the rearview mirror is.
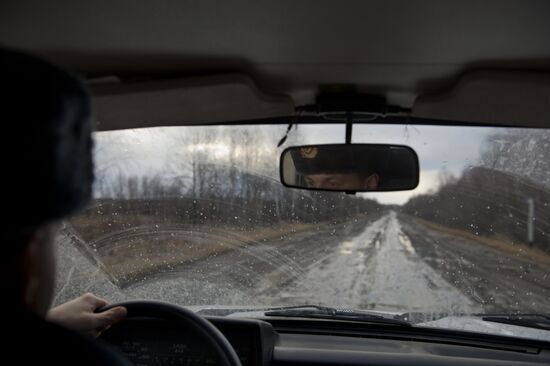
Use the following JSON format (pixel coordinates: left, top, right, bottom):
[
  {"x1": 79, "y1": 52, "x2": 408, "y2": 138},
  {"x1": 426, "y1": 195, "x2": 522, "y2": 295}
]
[{"x1": 280, "y1": 144, "x2": 419, "y2": 192}]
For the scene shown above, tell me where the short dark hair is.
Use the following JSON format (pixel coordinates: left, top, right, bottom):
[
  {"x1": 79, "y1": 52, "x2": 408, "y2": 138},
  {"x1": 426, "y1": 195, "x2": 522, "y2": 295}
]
[{"x1": 1, "y1": 48, "x2": 94, "y2": 235}]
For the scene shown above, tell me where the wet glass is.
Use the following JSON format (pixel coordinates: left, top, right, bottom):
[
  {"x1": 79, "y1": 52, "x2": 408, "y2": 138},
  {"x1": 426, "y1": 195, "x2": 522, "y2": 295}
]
[{"x1": 53, "y1": 124, "x2": 550, "y2": 341}]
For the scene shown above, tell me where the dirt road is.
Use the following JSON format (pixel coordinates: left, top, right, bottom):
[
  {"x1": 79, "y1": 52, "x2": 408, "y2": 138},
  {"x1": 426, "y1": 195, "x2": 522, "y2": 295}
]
[
  {"x1": 55, "y1": 211, "x2": 550, "y2": 315},
  {"x1": 121, "y1": 211, "x2": 550, "y2": 313}
]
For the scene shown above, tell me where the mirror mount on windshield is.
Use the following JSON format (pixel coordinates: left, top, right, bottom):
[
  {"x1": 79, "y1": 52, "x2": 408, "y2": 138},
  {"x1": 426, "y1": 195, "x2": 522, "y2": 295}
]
[
  {"x1": 345, "y1": 111, "x2": 353, "y2": 145},
  {"x1": 345, "y1": 113, "x2": 355, "y2": 193},
  {"x1": 280, "y1": 92, "x2": 419, "y2": 193},
  {"x1": 280, "y1": 144, "x2": 419, "y2": 193}
]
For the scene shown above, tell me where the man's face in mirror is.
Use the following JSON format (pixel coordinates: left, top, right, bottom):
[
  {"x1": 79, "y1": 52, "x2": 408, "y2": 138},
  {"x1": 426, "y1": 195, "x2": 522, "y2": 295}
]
[{"x1": 303, "y1": 173, "x2": 379, "y2": 190}]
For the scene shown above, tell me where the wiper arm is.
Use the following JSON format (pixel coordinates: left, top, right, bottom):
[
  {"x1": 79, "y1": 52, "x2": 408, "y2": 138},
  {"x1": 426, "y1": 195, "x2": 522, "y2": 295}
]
[
  {"x1": 197, "y1": 304, "x2": 410, "y2": 326},
  {"x1": 264, "y1": 306, "x2": 412, "y2": 327},
  {"x1": 196, "y1": 304, "x2": 342, "y2": 316},
  {"x1": 397, "y1": 312, "x2": 550, "y2": 330},
  {"x1": 481, "y1": 314, "x2": 550, "y2": 331}
]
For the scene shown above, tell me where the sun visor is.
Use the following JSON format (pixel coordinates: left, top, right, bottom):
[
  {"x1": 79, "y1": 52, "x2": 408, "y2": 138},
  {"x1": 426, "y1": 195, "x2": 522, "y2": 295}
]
[
  {"x1": 91, "y1": 75, "x2": 294, "y2": 131},
  {"x1": 412, "y1": 70, "x2": 550, "y2": 128}
]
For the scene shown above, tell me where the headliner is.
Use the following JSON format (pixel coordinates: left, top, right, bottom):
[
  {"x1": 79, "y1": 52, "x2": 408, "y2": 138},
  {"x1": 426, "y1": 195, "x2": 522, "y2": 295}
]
[{"x1": 1, "y1": 0, "x2": 549, "y2": 102}]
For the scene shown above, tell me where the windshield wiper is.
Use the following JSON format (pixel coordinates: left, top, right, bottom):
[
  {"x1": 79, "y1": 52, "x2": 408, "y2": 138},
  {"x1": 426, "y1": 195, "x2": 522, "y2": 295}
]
[
  {"x1": 197, "y1": 304, "x2": 338, "y2": 316},
  {"x1": 264, "y1": 305, "x2": 412, "y2": 327},
  {"x1": 398, "y1": 312, "x2": 550, "y2": 331},
  {"x1": 197, "y1": 304, "x2": 411, "y2": 326},
  {"x1": 481, "y1": 314, "x2": 550, "y2": 331}
]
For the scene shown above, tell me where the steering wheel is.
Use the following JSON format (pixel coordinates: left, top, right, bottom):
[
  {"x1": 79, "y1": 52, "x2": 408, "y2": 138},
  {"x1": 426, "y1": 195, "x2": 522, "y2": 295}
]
[{"x1": 99, "y1": 300, "x2": 242, "y2": 366}]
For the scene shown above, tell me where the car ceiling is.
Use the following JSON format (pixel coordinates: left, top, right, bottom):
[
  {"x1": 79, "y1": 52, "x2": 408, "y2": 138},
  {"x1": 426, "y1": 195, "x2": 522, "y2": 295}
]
[
  {"x1": 2, "y1": 0, "x2": 550, "y2": 131},
  {"x1": 2, "y1": 0, "x2": 550, "y2": 100}
]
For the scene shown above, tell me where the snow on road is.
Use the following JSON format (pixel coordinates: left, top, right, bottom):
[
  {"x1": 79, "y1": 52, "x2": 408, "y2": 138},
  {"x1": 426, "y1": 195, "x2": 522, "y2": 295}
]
[
  {"x1": 272, "y1": 211, "x2": 481, "y2": 313},
  {"x1": 55, "y1": 211, "x2": 483, "y2": 313}
]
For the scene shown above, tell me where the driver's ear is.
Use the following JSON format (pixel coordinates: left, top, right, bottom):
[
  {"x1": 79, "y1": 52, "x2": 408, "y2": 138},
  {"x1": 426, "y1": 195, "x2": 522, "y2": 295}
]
[{"x1": 365, "y1": 174, "x2": 379, "y2": 189}]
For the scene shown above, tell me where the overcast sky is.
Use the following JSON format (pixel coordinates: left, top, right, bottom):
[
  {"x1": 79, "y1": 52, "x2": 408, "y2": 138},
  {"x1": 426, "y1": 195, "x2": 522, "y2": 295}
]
[{"x1": 94, "y1": 123, "x2": 495, "y2": 205}]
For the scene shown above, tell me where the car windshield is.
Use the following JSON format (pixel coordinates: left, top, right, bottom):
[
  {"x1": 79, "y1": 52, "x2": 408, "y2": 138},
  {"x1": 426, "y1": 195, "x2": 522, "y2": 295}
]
[{"x1": 53, "y1": 123, "x2": 550, "y2": 341}]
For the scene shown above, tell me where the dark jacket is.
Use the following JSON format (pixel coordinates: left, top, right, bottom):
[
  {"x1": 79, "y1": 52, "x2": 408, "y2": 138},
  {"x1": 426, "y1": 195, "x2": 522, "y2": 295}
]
[{"x1": 5, "y1": 312, "x2": 132, "y2": 366}]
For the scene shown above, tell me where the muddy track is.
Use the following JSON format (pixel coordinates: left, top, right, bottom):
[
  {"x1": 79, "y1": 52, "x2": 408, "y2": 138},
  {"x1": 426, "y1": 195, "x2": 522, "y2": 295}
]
[
  {"x1": 399, "y1": 214, "x2": 550, "y2": 313},
  {"x1": 58, "y1": 211, "x2": 549, "y2": 314}
]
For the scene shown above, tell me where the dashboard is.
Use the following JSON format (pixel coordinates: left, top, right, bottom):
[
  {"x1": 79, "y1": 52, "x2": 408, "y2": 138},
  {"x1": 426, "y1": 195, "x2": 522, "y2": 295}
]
[
  {"x1": 102, "y1": 317, "x2": 275, "y2": 366},
  {"x1": 101, "y1": 317, "x2": 550, "y2": 366}
]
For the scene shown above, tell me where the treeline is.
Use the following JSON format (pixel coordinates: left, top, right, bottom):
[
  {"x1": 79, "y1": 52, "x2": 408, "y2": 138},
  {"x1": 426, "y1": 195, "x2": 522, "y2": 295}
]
[
  {"x1": 85, "y1": 126, "x2": 383, "y2": 238},
  {"x1": 402, "y1": 166, "x2": 550, "y2": 252},
  {"x1": 479, "y1": 129, "x2": 550, "y2": 188},
  {"x1": 79, "y1": 164, "x2": 383, "y2": 240}
]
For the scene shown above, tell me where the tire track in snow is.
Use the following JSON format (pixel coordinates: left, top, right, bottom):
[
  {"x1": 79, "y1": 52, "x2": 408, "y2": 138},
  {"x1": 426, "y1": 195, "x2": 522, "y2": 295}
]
[
  {"x1": 269, "y1": 212, "x2": 481, "y2": 313},
  {"x1": 400, "y1": 215, "x2": 550, "y2": 313},
  {"x1": 122, "y1": 218, "x2": 372, "y2": 306}
]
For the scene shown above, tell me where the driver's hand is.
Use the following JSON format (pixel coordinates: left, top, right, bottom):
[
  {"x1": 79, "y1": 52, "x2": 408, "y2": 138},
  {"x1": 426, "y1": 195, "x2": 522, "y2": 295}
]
[{"x1": 47, "y1": 293, "x2": 127, "y2": 337}]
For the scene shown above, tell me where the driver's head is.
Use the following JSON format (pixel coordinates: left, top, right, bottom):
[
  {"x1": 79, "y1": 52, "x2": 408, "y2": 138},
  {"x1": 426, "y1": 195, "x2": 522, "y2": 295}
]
[
  {"x1": 290, "y1": 146, "x2": 381, "y2": 190},
  {"x1": 0, "y1": 49, "x2": 94, "y2": 316}
]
